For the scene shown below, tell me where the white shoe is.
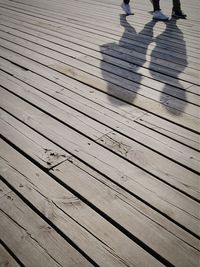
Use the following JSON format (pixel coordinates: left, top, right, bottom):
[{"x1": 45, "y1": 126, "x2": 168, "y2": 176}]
[
  {"x1": 121, "y1": 3, "x2": 132, "y2": 15},
  {"x1": 153, "y1": 10, "x2": 169, "y2": 21}
]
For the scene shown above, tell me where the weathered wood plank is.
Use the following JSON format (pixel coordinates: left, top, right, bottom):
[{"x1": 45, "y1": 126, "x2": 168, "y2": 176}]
[
  {"x1": 1, "y1": 55, "x2": 198, "y2": 151},
  {"x1": 0, "y1": 20, "x2": 199, "y2": 107},
  {"x1": 0, "y1": 139, "x2": 199, "y2": 266},
  {"x1": 0, "y1": 1, "x2": 199, "y2": 267},
  {"x1": 0, "y1": 88, "x2": 199, "y2": 237},
  {"x1": 49, "y1": 159, "x2": 200, "y2": 267},
  {"x1": 0, "y1": 244, "x2": 20, "y2": 267},
  {"x1": 0, "y1": 139, "x2": 164, "y2": 267},
  {"x1": 1, "y1": 73, "x2": 199, "y2": 175},
  {"x1": 0, "y1": 15, "x2": 197, "y2": 94},
  {"x1": 0, "y1": 208, "x2": 61, "y2": 266},
  {"x1": 1, "y1": 0, "x2": 200, "y2": 51},
  {"x1": 0, "y1": 5, "x2": 199, "y2": 67},
  {"x1": 0, "y1": 74, "x2": 111, "y2": 140},
  {"x1": 1, "y1": 8, "x2": 199, "y2": 91},
  {"x1": 0, "y1": 189, "x2": 93, "y2": 267},
  {"x1": 0, "y1": 110, "x2": 70, "y2": 169},
  {"x1": 0, "y1": 44, "x2": 199, "y2": 132},
  {"x1": 0, "y1": 86, "x2": 199, "y2": 203},
  {"x1": 0, "y1": 180, "x2": 12, "y2": 199},
  {"x1": 1, "y1": 6, "x2": 200, "y2": 82},
  {"x1": 134, "y1": 113, "x2": 200, "y2": 150},
  {"x1": 2, "y1": 29, "x2": 198, "y2": 114}
]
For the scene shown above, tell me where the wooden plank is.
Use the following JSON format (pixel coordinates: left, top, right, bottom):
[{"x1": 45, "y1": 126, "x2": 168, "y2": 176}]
[
  {"x1": 0, "y1": 15, "x2": 197, "y2": 94},
  {"x1": 0, "y1": 45, "x2": 199, "y2": 132},
  {"x1": 0, "y1": 139, "x2": 199, "y2": 267},
  {"x1": 0, "y1": 73, "x2": 111, "y2": 140},
  {"x1": 2, "y1": 29, "x2": 198, "y2": 112},
  {"x1": 1, "y1": 5, "x2": 200, "y2": 77},
  {"x1": 0, "y1": 73, "x2": 199, "y2": 175},
  {"x1": 0, "y1": 244, "x2": 20, "y2": 267},
  {"x1": 0, "y1": 208, "x2": 61, "y2": 266},
  {"x1": 1, "y1": 54, "x2": 198, "y2": 151},
  {"x1": 1, "y1": 0, "x2": 200, "y2": 51},
  {"x1": 0, "y1": 9, "x2": 199, "y2": 90},
  {"x1": 0, "y1": 190, "x2": 93, "y2": 267},
  {"x1": 134, "y1": 113, "x2": 200, "y2": 150},
  {"x1": 50, "y1": 156, "x2": 200, "y2": 248},
  {"x1": 0, "y1": 140, "x2": 164, "y2": 267},
  {"x1": 0, "y1": 180, "x2": 12, "y2": 199},
  {"x1": 0, "y1": 88, "x2": 199, "y2": 203},
  {"x1": 0, "y1": 89, "x2": 200, "y2": 237},
  {"x1": 0, "y1": 110, "x2": 70, "y2": 169},
  {"x1": 0, "y1": 2, "x2": 198, "y2": 73},
  {"x1": 0, "y1": 1, "x2": 199, "y2": 267},
  {"x1": 1, "y1": 3, "x2": 199, "y2": 63},
  {"x1": 97, "y1": 131, "x2": 200, "y2": 198},
  {"x1": 0, "y1": 20, "x2": 200, "y2": 107}
]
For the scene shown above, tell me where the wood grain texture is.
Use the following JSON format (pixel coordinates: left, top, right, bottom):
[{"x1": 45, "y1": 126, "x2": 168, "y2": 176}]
[
  {"x1": 0, "y1": 36, "x2": 199, "y2": 131},
  {"x1": 1, "y1": 88, "x2": 199, "y2": 236},
  {"x1": 0, "y1": 244, "x2": 20, "y2": 267},
  {"x1": 0, "y1": 0, "x2": 199, "y2": 266},
  {"x1": 0, "y1": 139, "x2": 164, "y2": 267},
  {"x1": 0, "y1": 191, "x2": 93, "y2": 267}
]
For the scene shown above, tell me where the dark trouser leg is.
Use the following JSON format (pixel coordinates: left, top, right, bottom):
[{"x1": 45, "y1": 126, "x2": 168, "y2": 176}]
[
  {"x1": 152, "y1": 0, "x2": 160, "y2": 11},
  {"x1": 172, "y1": 0, "x2": 181, "y2": 11},
  {"x1": 123, "y1": 0, "x2": 130, "y2": 4}
]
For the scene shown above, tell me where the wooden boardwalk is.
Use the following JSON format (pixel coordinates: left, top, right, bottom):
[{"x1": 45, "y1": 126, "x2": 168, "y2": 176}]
[{"x1": 0, "y1": 0, "x2": 199, "y2": 266}]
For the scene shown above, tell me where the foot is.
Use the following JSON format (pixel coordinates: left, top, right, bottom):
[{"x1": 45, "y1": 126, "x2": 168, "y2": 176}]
[
  {"x1": 172, "y1": 10, "x2": 187, "y2": 19},
  {"x1": 121, "y1": 3, "x2": 133, "y2": 15},
  {"x1": 153, "y1": 10, "x2": 169, "y2": 21}
]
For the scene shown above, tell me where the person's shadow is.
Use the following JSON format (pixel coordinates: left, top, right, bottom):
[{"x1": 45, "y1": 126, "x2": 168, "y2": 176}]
[
  {"x1": 100, "y1": 14, "x2": 156, "y2": 105},
  {"x1": 100, "y1": 14, "x2": 187, "y2": 115},
  {"x1": 149, "y1": 18, "x2": 188, "y2": 115}
]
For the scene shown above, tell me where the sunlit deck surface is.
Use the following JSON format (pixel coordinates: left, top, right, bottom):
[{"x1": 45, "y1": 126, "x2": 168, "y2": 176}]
[{"x1": 0, "y1": 0, "x2": 200, "y2": 266}]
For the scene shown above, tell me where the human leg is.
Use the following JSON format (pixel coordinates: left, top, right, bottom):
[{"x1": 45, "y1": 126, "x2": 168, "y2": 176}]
[
  {"x1": 151, "y1": 0, "x2": 169, "y2": 20},
  {"x1": 121, "y1": 0, "x2": 133, "y2": 15},
  {"x1": 172, "y1": 0, "x2": 187, "y2": 18},
  {"x1": 152, "y1": 0, "x2": 160, "y2": 12}
]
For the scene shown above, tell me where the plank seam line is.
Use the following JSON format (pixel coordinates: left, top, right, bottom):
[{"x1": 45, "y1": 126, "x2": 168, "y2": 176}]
[
  {"x1": 0, "y1": 42, "x2": 199, "y2": 135},
  {"x1": 52, "y1": 200, "x2": 132, "y2": 267},
  {"x1": 2, "y1": 9, "x2": 200, "y2": 67},
  {"x1": 0, "y1": 174, "x2": 174, "y2": 267},
  {"x1": 1, "y1": 2, "x2": 199, "y2": 54},
  {"x1": 1, "y1": 85, "x2": 200, "y2": 203},
  {"x1": 65, "y1": 157, "x2": 200, "y2": 240},
  {"x1": 1, "y1": 82, "x2": 199, "y2": 176},
  {"x1": 1, "y1": 3, "x2": 200, "y2": 69},
  {"x1": 134, "y1": 118, "x2": 200, "y2": 153},
  {"x1": 1, "y1": 55, "x2": 199, "y2": 153},
  {"x1": 1, "y1": 208, "x2": 64, "y2": 267},
  {"x1": 1, "y1": 132, "x2": 200, "y2": 245},
  {"x1": 1, "y1": 24, "x2": 199, "y2": 104},
  {"x1": 0, "y1": 239, "x2": 25, "y2": 267},
  {"x1": 0, "y1": 175, "x2": 100, "y2": 267},
  {"x1": 1, "y1": 20, "x2": 199, "y2": 90}
]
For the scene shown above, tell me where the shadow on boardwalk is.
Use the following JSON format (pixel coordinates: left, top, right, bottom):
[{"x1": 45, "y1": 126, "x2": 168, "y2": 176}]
[{"x1": 100, "y1": 14, "x2": 188, "y2": 115}]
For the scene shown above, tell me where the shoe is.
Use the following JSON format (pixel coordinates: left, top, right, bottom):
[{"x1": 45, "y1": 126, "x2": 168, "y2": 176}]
[
  {"x1": 172, "y1": 10, "x2": 187, "y2": 19},
  {"x1": 121, "y1": 3, "x2": 132, "y2": 15},
  {"x1": 153, "y1": 10, "x2": 169, "y2": 21}
]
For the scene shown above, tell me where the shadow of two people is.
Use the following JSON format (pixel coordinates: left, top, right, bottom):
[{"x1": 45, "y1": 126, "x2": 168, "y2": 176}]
[{"x1": 100, "y1": 14, "x2": 188, "y2": 116}]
